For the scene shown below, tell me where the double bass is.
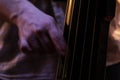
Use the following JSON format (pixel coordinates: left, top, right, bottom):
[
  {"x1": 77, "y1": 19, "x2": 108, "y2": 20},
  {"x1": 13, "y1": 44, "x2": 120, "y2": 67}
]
[{"x1": 56, "y1": 0, "x2": 116, "y2": 80}]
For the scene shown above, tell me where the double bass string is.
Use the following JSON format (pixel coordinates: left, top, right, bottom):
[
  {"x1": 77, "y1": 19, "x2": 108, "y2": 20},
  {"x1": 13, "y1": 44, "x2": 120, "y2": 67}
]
[
  {"x1": 87, "y1": 1, "x2": 97, "y2": 80},
  {"x1": 78, "y1": 0, "x2": 91, "y2": 79},
  {"x1": 61, "y1": 0, "x2": 75, "y2": 79},
  {"x1": 55, "y1": 0, "x2": 72, "y2": 79},
  {"x1": 69, "y1": 0, "x2": 82, "y2": 79}
]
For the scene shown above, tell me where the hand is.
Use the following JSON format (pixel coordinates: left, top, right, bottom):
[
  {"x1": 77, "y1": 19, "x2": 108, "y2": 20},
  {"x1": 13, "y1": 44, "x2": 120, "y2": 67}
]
[{"x1": 15, "y1": 7, "x2": 67, "y2": 55}]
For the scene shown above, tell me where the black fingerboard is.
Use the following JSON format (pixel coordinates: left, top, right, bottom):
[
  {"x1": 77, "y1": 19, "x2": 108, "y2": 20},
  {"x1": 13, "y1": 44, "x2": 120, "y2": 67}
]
[{"x1": 56, "y1": 0, "x2": 116, "y2": 80}]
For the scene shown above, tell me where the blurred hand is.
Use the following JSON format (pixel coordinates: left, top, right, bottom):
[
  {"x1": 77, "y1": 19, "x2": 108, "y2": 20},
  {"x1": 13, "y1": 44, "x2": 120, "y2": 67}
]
[{"x1": 15, "y1": 7, "x2": 66, "y2": 55}]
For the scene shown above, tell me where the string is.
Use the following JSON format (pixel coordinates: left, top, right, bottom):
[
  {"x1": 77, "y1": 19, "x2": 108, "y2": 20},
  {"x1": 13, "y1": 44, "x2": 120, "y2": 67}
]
[
  {"x1": 61, "y1": 0, "x2": 76, "y2": 79},
  {"x1": 87, "y1": 3, "x2": 97, "y2": 80},
  {"x1": 69, "y1": 0, "x2": 82, "y2": 79},
  {"x1": 55, "y1": 0, "x2": 71, "y2": 79},
  {"x1": 55, "y1": 0, "x2": 70, "y2": 79},
  {"x1": 77, "y1": 0, "x2": 91, "y2": 79},
  {"x1": 53, "y1": 0, "x2": 76, "y2": 79}
]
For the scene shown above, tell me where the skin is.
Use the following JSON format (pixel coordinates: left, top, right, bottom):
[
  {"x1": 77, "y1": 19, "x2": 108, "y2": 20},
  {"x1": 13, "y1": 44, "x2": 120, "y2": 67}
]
[
  {"x1": 107, "y1": 1, "x2": 120, "y2": 66},
  {"x1": 0, "y1": 0, "x2": 67, "y2": 55}
]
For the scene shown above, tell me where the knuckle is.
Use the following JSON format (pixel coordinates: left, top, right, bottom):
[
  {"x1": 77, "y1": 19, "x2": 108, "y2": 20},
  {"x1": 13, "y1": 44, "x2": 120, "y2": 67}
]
[
  {"x1": 31, "y1": 16, "x2": 56, "y2": 33},
  {"x1": 44, "y1": 16, "x2": 56, "y2": 27},
  {"x1": 48, "y1": 16, "x2": 55, "y2": 23}
]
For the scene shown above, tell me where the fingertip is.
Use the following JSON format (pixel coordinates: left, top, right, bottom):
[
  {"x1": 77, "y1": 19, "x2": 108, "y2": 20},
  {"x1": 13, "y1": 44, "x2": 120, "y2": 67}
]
[
  {"x1": 20, "y1": 46, "x2": 32, "y2": 54},
  {"x1": 19, "y1": 39, "x2": 32, "y2": 54},
  {"x1": 57, "y1": 43, "x2": 68, "y2": 56}
]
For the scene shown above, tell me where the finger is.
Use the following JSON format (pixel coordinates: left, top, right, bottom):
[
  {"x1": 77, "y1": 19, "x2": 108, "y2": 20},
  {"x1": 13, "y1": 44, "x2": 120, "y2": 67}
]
[
  {"x1": 19, "y1": 38, "x2": 32, "y2": 54},
  {"x1": 48, "y1": 26, "x2": 67, "y2": 55},
  {"x1": 27, "y1": 33, "x2": 44, "y2": 54},
  {"x1": 27, "y1": 33, "x2": 39, "y2": 49},
  {"x1": 36, "y1": 30, "x2": 56, "y2": 53}
]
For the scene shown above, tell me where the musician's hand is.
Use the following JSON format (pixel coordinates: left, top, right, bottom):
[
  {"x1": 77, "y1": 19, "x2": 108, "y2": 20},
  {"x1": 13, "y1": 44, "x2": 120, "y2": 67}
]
[{"x1": 15, "y1": 7, "x2": 66, "y2": 55}]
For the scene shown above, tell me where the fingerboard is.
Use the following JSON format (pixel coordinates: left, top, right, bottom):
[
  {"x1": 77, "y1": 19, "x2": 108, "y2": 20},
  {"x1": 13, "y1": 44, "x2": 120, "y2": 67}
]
[{"x1": 56, "y1": 0, "x2": 116, "y2": 80}]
